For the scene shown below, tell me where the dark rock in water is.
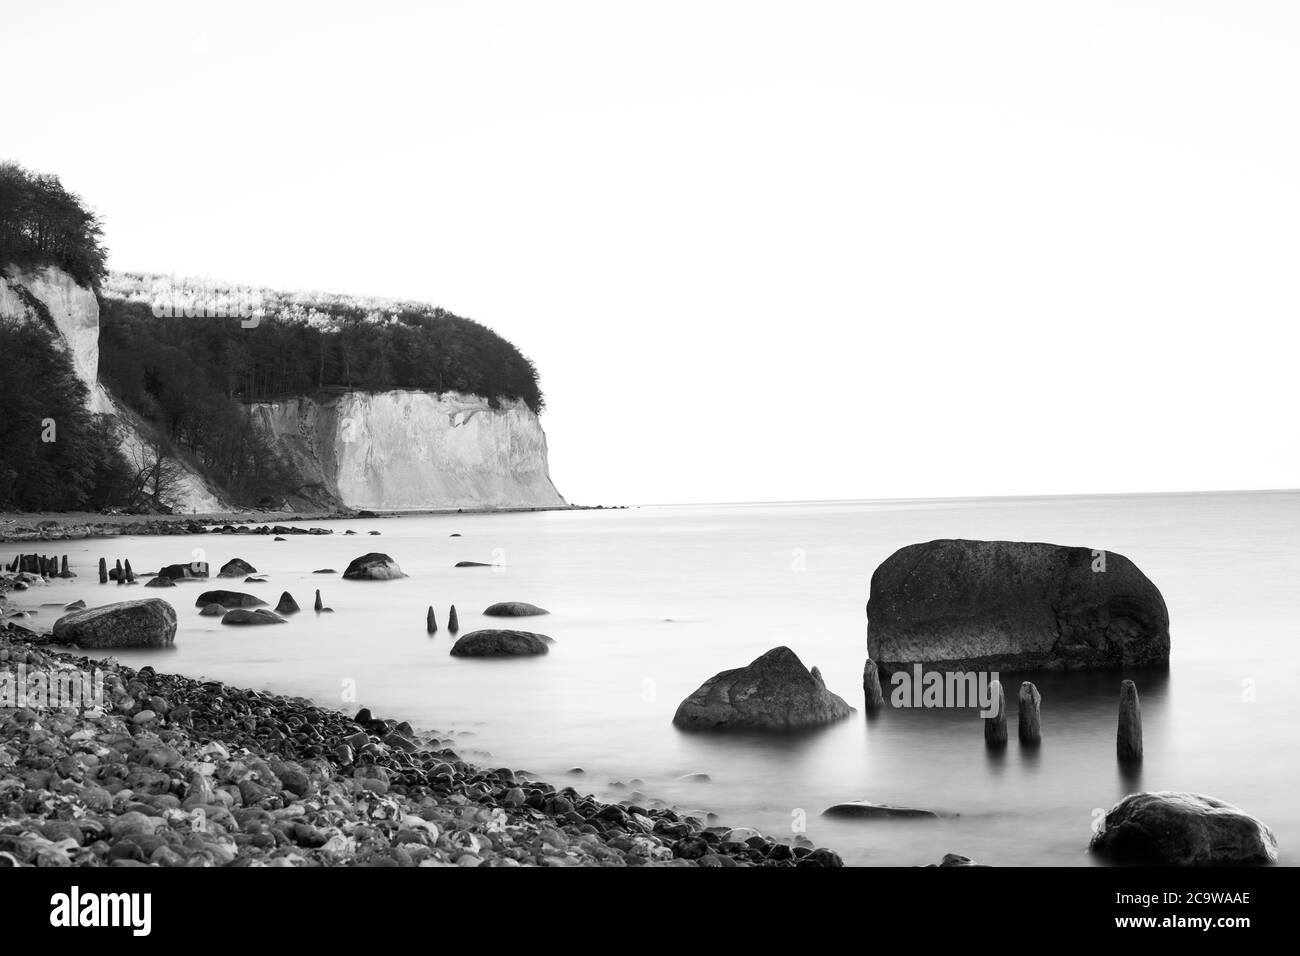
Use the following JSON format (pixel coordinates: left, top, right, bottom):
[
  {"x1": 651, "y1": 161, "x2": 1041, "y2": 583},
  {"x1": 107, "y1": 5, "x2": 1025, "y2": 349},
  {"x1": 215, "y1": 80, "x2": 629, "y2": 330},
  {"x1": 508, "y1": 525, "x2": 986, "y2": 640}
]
[
  {"x1": 1117, "y1": 680, "x2": 1142, "y2": 762},
  {"x1": 448, "y1": 605, "x2": 459, "y2": 632},
  {"x1": 158, "y1": 561, "x2": 209, "y2": 580},
  {"x1": 220, "y1": 558, "x2": 257, "y2": 577},
  {"x1": 867, "y1": 539, "x2": 1170, "y2": 674},
  {"x1": 275, "y1": 591, "x2": 300, "y2": 615},
  {"x1": 199, "y1": 604, "x2": 226, "y2": 617},
  {"x1": 450, "y1": 533, "x2": 462, "y2": 537},
  {"x1": 483, "y1": 601, "x2": 550, "y2": 617},
  {"x1": 1090, "y1": 792, "x2": 1278, "y2": 865},
  {"x1": 63, "y1": 600, "x2": 86, "y2": 611},
  {"x1": 426, "y1": 606, "x2": 437, "y2": 633},
  {"x1": 243, "y1": 576, "x2": 267, "y2": 583},
  {"x1": 672, "y1": 646, "x2": 855, "y2": 730},
  {"x1": 1018, "y1": 681, "x2": 1042, "y2": 744},
  {"x1": 342, "y1": 553, "x2": 407, "y2": 580},
  {"x1": 677, "y1": 772, "x2": 711, "y2": 783},
  {"x1": 221, "y1": 608, "x2": 288, "y2": 626},
  {"x1": 274, "y1": 537, "x2": 286, "y2": 541},
  {"x1": 144, "y1": 576, "x2": 176, "y2": 588},
  {"x1": 124, "y1": 560, "x2": 135, "y2": 583},
  {"x1": 369, "y1": 531, "x2": 381, "y2": 535},
  {"x1": 931, "y1": 853, "x2": 988, "y2": 867},
  {"x1": 314, "y1": 589, "x2": 323, "y2": 612},
  {"x1": 455, "y1": 561, "x2": 492, "y2": 568},
  {"x1": 345, "y1": 530, "x2": 357, "y2": 535},
  {"x1": 52, "y1": 598, "x2": 177, "y2": 648},
  {"x1": 312, "y1": 569, "x2": 335, "y2": 574},
  {"x1": 98, "y1": 557, "x2": 108, "y2": 584},
  {"x1": 450, "y1": 629, "x2": 550, "y2": 657},
  {"x1": 822, "y1": 801, "x2": 942, "y2": 819},
  {"x1": 194, "y1": 590, "x2": 267, "y2": 609}
]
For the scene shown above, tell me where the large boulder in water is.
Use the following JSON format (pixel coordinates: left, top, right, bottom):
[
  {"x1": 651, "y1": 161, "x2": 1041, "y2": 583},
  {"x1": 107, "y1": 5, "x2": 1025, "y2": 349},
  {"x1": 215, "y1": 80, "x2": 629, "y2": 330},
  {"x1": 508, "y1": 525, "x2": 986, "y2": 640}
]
[
  {"x1": 866, "y1": 539, "x2": 1170, "y2": 674},
  {"x1": 1090, "y1": 792, "x2": 1278, "y2": 866},
  {"x1": 342, "y1": 553, "x2": 407, "y2": 580},
  {"x1": 194, "y1": 590, "x2": 266, "y2": 609},
  {"x1": 218, "y1": 558, "x2": 257, "y2": 577},
  {"x1": 483, "y1": 602, "x2": 549, "y2": 617},
  {"x1": 450, "y1": 630, "x2": 551, "y2": 657},
  {"x1": 672, "y1": 646, "x2": 854, "y2": 730},
  {"x1": 157, "y1": 561, "x2": 209, "y2": 580},
  {"x1": 52, "y1": 599, "x2": 177, "y2": 648}
]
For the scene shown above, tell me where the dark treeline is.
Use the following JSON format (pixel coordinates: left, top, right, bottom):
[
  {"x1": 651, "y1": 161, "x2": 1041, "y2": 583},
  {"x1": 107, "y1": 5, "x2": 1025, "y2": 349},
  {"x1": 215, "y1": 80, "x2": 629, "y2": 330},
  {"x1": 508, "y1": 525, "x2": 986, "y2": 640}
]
[
  {"x1": 99, "y1": 283, "x2": 545, "y2": 413},
  {"x1": 0, "y1": 162, "x2": 108, "y2": 288}
]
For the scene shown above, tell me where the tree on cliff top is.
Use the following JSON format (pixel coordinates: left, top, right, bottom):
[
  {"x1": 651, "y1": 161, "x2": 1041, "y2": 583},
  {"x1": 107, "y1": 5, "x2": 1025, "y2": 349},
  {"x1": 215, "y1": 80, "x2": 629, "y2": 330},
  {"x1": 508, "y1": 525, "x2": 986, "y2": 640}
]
[{"x1": 0, "y1": 161, "x2": 108, "y2": 288}]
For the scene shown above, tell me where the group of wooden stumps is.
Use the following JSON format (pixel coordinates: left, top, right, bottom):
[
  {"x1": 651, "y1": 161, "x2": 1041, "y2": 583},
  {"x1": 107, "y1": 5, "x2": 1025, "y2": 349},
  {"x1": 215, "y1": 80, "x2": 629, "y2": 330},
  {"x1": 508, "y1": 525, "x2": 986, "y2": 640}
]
[
  {"x1": 5, "y1": 554, "x2": 76, "y2": 578},
  {"x1": 426, "y1": 605, "x2": 459, "y2": 635},
  {"x1": 862, "y1": 659, "x2": 1144, "y2": 763}
]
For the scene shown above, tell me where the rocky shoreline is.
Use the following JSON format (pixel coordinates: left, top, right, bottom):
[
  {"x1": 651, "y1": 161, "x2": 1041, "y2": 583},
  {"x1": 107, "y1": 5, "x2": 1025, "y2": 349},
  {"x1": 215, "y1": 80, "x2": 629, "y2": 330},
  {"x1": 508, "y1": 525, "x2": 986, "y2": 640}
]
[{"x1": 0, "y1": 629, "x2": 844, "y2": 868}]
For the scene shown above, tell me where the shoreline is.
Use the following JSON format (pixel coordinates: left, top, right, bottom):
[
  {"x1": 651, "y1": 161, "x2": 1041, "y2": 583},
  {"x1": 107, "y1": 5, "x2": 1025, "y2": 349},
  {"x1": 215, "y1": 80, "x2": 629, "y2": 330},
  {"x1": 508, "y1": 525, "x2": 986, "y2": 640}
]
[
  {"x1": 0, "y1": 627, "x2": 842, "y2": 868},
  {"x1": 0, "y1": 503, "x2": 624, "y2": 544}
]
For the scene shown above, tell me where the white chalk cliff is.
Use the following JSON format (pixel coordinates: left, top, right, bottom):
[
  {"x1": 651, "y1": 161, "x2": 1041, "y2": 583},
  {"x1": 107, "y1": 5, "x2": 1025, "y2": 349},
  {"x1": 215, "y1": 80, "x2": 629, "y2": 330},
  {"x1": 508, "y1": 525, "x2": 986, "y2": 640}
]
[
  {"x1": 0, "y1": 264, "x2": 227, "y2": 513},
  {"x1": 250, "y1": 390, "x2": 565, "y2": 510}
]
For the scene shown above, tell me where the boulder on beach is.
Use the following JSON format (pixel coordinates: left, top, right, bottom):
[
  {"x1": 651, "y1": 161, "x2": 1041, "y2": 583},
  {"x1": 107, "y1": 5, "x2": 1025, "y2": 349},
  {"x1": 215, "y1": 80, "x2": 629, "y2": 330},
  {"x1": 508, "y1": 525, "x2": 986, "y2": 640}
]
[
  {"x1": 218, "y1": 558, "x2": 257, "y2": 578},
  {"x1": 221, "y1": 608, "x2": 288, "y2": 626},
  {"x1": 194, "y1": 590, "x2": 267, "y2": 609},
  {"x1": 450, "y1": 629, "x2": 551, "y2": 657},
  {"x1": 157, "y1": 561, "x2": 209, "y2": 580},
  {"x1": 52, "y1": 599, "x2": 177, "y2": 648},
  {"x1": 143, "y1": 575, "x2": 176, "y2": 588},
  {"x1": 822, "y1": 801, "x2": 942, "y2": 819},
  {"x1": 1089, "y1": 791, "x2": 1278, "y2": 866},
  {"x1": 199, "y1": 603, "x2": 226, "y2": 617},
  {"x1": 483, "y1": 602, "x2": 550, "y2": 617},
  {"x1": 342, "y1": 553, "x2": 407, "y2": 580},
  {"x1": 672, "y1": 646, "x2": 855, "y2": 731},
  {"x1": 866, "y1": 539, "x2": 1171, "y2": 674}
]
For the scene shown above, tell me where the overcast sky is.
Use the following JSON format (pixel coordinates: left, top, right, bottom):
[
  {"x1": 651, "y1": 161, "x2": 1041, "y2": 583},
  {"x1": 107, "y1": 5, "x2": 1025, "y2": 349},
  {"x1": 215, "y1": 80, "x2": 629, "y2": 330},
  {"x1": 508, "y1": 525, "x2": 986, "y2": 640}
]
[{"x1": 4, "y1": 1, "x2": 1297, "y2": 504}]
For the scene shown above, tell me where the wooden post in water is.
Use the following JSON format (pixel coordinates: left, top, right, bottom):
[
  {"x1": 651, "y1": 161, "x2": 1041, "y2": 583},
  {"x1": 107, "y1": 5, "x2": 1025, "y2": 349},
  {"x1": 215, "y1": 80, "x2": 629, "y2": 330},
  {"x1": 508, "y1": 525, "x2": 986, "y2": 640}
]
[
  {"x1": 863, "y1": 658, "x2": 885, "y2": 711},
  {"x1": 115, "y1": 559, "x2": 124, "y2": 585},
  {"x1": 314, "y1": 589, "x2": 323, "y2": 612},
  {"x1": 98, "y1": 558, "x2": 108, "y2": 584},
  {"x1": 60, "y1": 555, "x2": 70, "y2": 578},
  {"x1": 426, "y1": 606, "x2": 437, "y2": 633},
  {"x1": 1117, "y1": 680, "x2": 1143, "y2": 762},
  {"x1": 984, "y1": 679, "x2": 1007, "y2": 747},
  {"x1": 124, "y1": 559, "x2": 135, "y2": 584},
  {"x1": 1018, "y1": 681, "x2": 1042, "y2": 744},
  {"x1": 448, "y1": 605, "x2": 459, "y2": 633}
]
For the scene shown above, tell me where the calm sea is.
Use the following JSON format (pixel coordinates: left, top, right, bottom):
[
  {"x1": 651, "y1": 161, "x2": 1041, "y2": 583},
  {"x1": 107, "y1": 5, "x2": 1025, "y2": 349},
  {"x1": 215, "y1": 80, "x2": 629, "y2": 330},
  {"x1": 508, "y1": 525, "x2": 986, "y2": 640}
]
[{"x1": 13, "y1": 491, "x2": 1299, "y2": 866}]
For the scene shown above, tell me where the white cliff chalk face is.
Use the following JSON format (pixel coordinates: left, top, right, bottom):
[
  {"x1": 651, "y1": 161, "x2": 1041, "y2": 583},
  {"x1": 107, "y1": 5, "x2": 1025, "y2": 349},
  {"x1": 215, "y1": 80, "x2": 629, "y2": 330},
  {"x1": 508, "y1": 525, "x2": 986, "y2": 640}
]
[
  {"x1": 0, "y1": 264, "x2": 227, "y2": 514},
  {"x1": 252, "y1": 390, "x2": 565, "y2": 510}
]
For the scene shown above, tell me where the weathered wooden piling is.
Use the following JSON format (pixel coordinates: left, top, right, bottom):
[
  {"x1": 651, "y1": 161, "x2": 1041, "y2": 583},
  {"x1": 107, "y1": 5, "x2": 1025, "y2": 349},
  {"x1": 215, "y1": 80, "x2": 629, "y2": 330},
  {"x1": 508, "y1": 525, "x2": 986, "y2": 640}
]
[
  {"x1": 1117, "y1": 680, "x2": 1143, "y2": 762},
  {"x1": 862, "y1": 658, "x2": 885, "y2": 711},
  {"x1": 115, "y1": 559, "x2": 124, "y2": 585},
  {"x1": 1018, "y1": 681, "x2": 1042, "y2": 744},
  {"x1": 98, "y1": 558, "x2": 108, "y2": 584},
  {"x1": 984, "y1": 679, "x2": 1007, "y2": 747},
  {"x1": 448, "y1": 605, "x2": 459, "y2": 633},
  {"x1": 124, "y1": 559, "x2": 135, "y2": 583},
  {"x1": 314, "y1": 589, "x2": 323, "y2": 612},
  {"x1": 427, "y1": 606, "x2": 437, "y2": 633},
  {"x1": 60, "y1": 555, "x2": 71, "y2": 578}
]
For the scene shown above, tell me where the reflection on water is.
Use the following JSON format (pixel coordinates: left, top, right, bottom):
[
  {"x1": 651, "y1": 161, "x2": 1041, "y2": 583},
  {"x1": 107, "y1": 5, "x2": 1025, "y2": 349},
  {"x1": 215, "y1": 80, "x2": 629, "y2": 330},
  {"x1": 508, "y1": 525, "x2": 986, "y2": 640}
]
[{"x1": 10, "y1": 490, "x2": 1298, "y2": 865}]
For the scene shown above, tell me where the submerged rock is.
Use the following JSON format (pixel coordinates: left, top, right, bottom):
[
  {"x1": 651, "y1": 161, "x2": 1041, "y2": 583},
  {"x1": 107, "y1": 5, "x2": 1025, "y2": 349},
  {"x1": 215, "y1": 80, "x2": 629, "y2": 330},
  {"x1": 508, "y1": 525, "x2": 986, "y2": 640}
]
[
  {"x1": 221, "y1": 608, "x2": 288, "y2": 626},
  {"x1": 1089, "y1": 791, "x2": 1278, "y2": 866},
  {"x1": 822, "y1": 801, "x2": 941, "y2": 819},
  {"x1": 195, "y1": 590, "x2": 266, "y2": 609},
  {"x1": 672, "y1": 646, "x2": 854, "y2": 731},
  {"x1": 342, "y1": 553, "x2": 407, "y2": 580},
  {"x1": 483, "y1": 602, "x2": 550, "y2": 617},
  {"x1": 867, "y1": 539, "x2": 1170, "y2": 674},
  {"x1": 52, "y1": 598, "x2": 177, "y2": 648},
  {"x1": 198, "y1": 603, "x2": 227, "y2": 617},
  {"x1": 455, "y1": 561, "x2": 492, "y2": 568},
  {"x1": 157, "y1": 561, "x2": 209, "y2": 580},
  {"x1": 450, "y1": 629, "x2": 551, "y2": 657},
  {"x1": 144, "y1": 574, "x2": 176, "y2": 588}
]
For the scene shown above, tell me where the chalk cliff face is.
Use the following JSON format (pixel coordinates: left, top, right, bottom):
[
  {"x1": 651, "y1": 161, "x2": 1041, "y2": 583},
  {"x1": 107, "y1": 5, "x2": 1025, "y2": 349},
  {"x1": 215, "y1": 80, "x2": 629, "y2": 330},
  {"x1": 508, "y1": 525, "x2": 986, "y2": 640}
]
[
  {"x1": 250, "y1": 390, "x2": 565, "y2": 510},
  {"x1": 0, "y1": 264, "x2": 227, "y2": 513}
]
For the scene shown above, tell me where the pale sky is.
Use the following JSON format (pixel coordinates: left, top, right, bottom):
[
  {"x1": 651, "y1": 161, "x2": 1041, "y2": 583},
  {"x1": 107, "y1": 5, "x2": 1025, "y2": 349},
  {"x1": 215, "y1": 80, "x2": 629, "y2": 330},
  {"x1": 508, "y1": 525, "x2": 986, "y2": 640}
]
[{"x1": 3, "y1": 1, "x2": 1297, "y2": 505}]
